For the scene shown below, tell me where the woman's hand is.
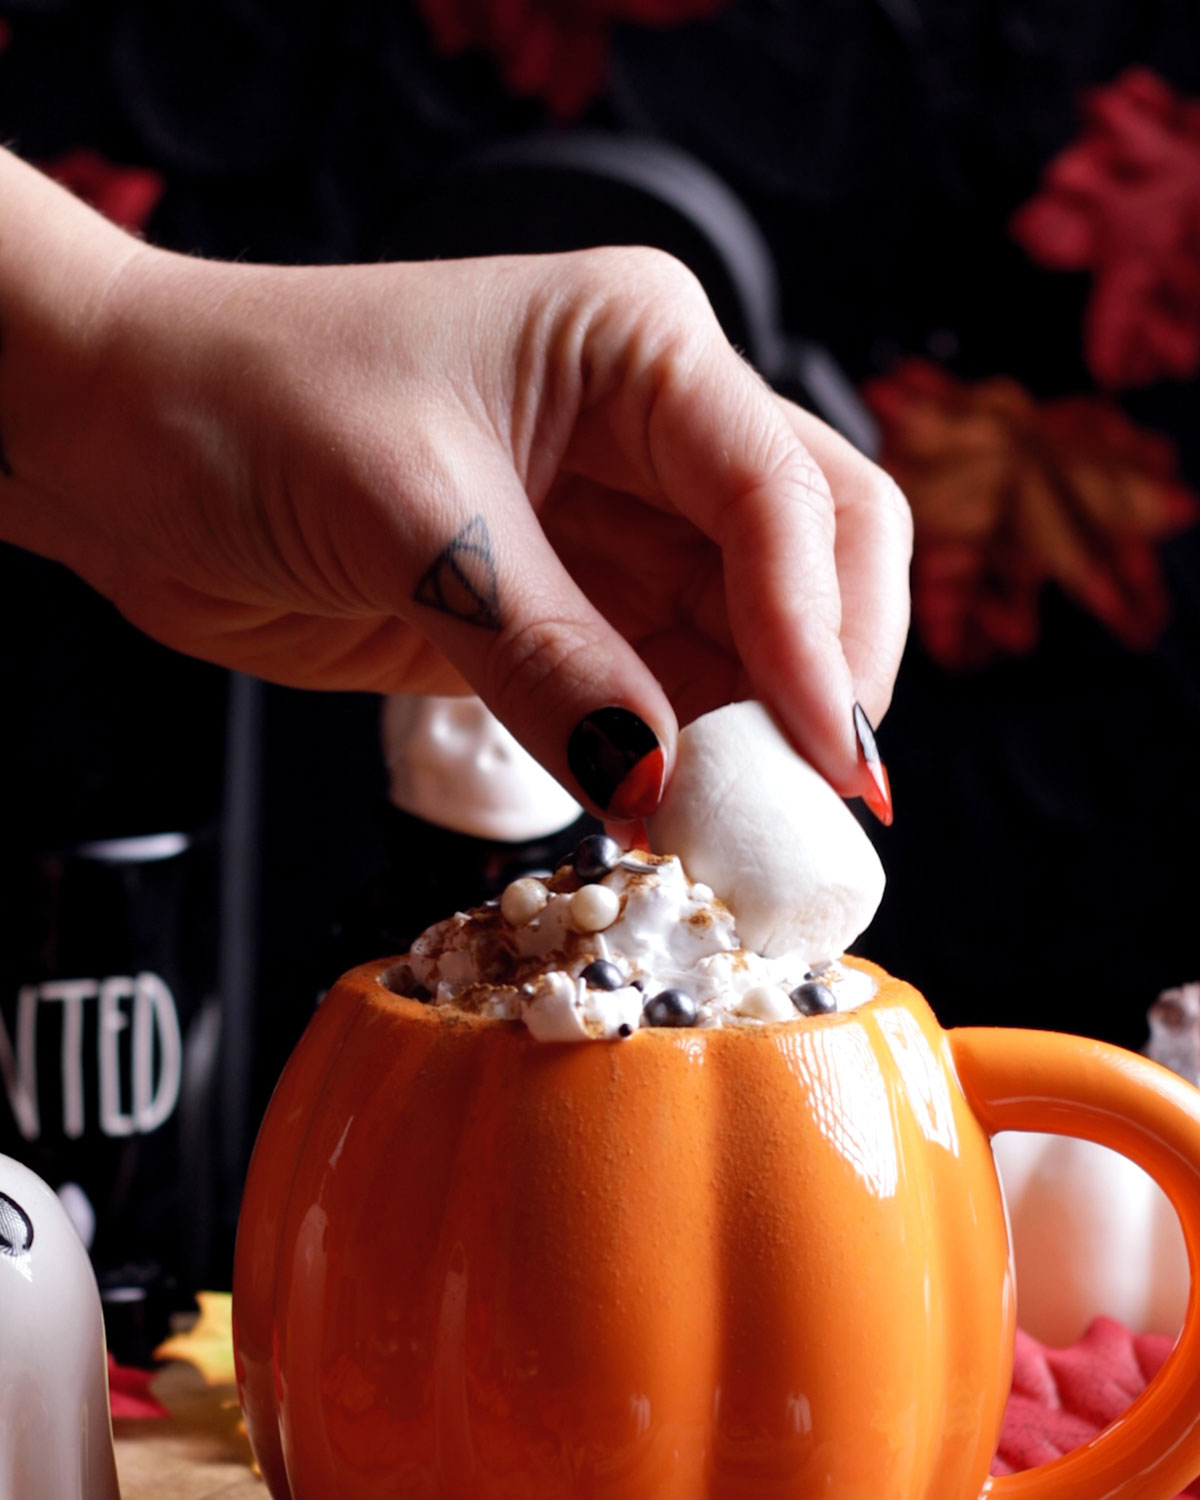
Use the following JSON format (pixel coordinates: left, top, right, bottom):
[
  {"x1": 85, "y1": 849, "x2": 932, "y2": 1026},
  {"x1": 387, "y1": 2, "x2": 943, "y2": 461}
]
[{"x1": 0, "y1": 154, "x2": 911, "y2": 819}]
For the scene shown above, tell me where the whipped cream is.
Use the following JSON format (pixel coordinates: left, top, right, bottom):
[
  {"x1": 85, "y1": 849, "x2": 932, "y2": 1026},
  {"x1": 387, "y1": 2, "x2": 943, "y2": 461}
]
[{"x1": 388, "y1": 847, "x2": 877, "y2": 1042}]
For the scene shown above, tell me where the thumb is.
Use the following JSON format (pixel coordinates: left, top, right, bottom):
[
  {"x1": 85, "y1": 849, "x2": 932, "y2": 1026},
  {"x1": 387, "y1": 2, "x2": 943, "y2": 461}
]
[{"x1": 405, "y1": 466, "x2": 676, "y2": 823}]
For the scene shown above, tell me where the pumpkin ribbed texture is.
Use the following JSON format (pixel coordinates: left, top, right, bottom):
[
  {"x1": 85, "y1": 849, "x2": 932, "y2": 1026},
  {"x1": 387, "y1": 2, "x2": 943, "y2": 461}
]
[{"x1": 232, "y1": 960, "x2": 1012, "y2": 1500}]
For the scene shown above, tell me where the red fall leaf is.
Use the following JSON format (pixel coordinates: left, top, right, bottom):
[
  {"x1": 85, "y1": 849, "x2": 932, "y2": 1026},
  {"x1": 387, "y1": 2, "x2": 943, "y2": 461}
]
[
  {"x1": 417, "y1": 0, "x2": 730, "y2": 118},
  {"x1": 107, "y1": 1351, "x2": 169, "y2": 1421},
  {"x1": 42, "y1": 147, "x2": 165, "y2": 234},
  {"x1": 863, "y1": 358, "x2": 1197, "y2": 668},
  {"x1": 994, "y1": 1317, "x2": 1200, "y2": 1496},
  {"x1": 1011, "y1": 67, "x2": 1200, "y2": 389}
]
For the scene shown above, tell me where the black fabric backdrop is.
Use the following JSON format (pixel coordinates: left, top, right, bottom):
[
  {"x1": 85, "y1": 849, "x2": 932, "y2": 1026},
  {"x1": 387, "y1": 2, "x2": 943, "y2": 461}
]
[{"x1": 1, "y1": 0, "x2": 1199, "y2": 1298}]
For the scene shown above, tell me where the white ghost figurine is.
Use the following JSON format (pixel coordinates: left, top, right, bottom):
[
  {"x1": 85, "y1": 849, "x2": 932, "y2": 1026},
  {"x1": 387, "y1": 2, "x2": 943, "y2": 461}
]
[
  {"x1": 0, "y1": 1155, "x2": 120, "y2": 1500},
  {"x1": 382, "y1": 694, "x2": 581, "y2": 842}
]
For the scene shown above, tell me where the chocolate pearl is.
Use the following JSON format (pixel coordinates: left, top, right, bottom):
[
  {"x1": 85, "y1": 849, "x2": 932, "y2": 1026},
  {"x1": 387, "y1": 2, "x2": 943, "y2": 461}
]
[
  {"x1": 572, "y1": 833, "x2": 622, "y2": 883},
  {"x1": 581, "y1": 959, "x2": 624, "y2": 991},
  {"x1": 790, "y1": 981, "x2": 836, "y2": 1016},
  {"x1": 643, "y1": 988, "x2": 698, "y2": 1028}
]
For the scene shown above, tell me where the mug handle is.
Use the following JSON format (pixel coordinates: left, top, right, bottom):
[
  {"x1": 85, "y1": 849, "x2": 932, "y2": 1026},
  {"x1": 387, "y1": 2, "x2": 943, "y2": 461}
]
[{"x1": 949, "y1": 1026, "x2": 1200, "y2": 1500}]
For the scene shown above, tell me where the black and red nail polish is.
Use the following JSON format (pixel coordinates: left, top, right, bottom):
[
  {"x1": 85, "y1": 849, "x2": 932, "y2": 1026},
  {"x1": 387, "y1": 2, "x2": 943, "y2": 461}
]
[
  {"x1": 853, "y1": 702, "x2": 893, "y2": 826},
  {"x1": 567, "y1": 708, "x2": 665, "y2": 820}
]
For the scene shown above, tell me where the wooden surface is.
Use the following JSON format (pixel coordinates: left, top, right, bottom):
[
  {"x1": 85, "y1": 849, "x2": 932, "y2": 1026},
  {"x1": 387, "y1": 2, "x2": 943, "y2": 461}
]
[{"x1": 114, "y1": 1362, "x2": 263, "y2": 1500}]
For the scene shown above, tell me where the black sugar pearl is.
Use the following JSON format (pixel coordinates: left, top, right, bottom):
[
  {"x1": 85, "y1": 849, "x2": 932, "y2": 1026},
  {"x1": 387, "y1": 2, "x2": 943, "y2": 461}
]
[
  {"x1": 790, "y1": 981, "x2": 835, "y2": 1016},
  {"x1": 572, "y1": 833, "x2": 622, "y2": 883},
  {"x1": 643, "y1": 988, "x2": 698, "y2": 1028},
  {"x1": 581, "y1": 959, "x2": 625, "y2": 991}
]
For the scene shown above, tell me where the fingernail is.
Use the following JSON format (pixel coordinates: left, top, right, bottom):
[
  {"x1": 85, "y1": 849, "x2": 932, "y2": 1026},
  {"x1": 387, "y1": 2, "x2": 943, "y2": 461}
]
[
  {"x1": 853, "y1": 702, "x2": 894, "y2": 826},
  {"x1": 568, "y1": 708, "x2": 665, "y2": 819}
]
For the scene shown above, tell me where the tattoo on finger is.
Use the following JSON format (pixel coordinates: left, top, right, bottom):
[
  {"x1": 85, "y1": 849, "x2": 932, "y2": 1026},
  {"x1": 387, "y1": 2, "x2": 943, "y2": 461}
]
[{"x1": 413, "y1": 514, "x2": 502, "y2": 630}]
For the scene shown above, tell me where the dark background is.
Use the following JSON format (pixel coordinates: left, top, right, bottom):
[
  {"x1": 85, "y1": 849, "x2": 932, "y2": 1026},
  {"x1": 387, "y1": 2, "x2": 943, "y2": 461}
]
[{"x1": 1, "y1": 0, "x2": 1198, "y2": 1306}]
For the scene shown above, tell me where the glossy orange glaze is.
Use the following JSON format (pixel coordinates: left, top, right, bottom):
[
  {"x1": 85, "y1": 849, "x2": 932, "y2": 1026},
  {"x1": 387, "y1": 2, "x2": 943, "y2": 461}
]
[{"x1": 233, "y1": 960, "x2": 1200, "y2": 1500}]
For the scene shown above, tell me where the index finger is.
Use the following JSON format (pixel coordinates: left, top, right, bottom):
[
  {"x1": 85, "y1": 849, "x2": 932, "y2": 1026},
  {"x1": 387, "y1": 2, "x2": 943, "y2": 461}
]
[
  {"x1": 643, "y1": 340, "x2": 865, "y2": 796},
  {"x1": 781, "y1": 401, "x2": 913, "y2": 727},
  {"x1": 563, "y1": 248, "x2": 904, "y2": 806}
]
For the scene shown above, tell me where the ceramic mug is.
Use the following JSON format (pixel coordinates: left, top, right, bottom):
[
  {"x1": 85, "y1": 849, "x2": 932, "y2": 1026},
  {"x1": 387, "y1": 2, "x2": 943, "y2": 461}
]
[{"x1": 233, "y1": 960, "x2": 1200, "y2": 1500}]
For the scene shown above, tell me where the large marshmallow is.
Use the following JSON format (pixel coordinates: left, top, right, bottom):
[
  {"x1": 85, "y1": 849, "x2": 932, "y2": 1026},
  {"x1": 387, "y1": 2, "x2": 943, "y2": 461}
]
[{"x1": 645, "y1": 701, "x2": 885, "y2": 962}]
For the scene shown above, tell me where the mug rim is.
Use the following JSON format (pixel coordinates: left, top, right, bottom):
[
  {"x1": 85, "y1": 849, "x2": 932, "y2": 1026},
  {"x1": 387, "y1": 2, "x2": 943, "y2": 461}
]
[{"x1": 359, "y1": 952, "x2": 920, "y2": 1040}]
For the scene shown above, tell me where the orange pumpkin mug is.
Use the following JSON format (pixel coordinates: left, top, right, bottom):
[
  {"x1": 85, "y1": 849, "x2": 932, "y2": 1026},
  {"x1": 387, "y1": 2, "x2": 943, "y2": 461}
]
[{"x1": 232, "y1": 959, "x2": 1200, "y2": 1500}]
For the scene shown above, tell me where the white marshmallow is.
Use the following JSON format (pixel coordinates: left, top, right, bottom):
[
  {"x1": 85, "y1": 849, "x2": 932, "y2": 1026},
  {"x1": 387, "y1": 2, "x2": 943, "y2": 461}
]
[
  {"x1": 522, "y1": 971, "x2": 643, "y2": 1041},
  {"x1": 646, "y1": 702, "x2": 885, "y2": 962},
  {"x1": 738, "y1": 983, "x2": 796, "y2": 1021},
  {"x1": 523, "y1": 972, "x2": 589, "y2": 1042}
]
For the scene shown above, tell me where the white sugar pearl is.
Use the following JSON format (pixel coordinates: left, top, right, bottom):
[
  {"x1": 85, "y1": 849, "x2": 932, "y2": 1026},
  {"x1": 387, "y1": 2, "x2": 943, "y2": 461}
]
[
  {"x1": 738, "y1": 984, "x2": 795, "y2": 1022},
  {"x1": 500, "y1": 877, "x2": 549, "y2": 927},
  {"x1": 568, "y1": 883, "x2": 621, "y2": 933}
]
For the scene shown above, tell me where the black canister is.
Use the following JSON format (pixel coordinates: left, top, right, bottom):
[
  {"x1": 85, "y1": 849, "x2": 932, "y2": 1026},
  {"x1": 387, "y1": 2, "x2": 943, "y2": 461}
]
[{"x1": 0, "y1": 831, "x2": 224, "y2": 1362}]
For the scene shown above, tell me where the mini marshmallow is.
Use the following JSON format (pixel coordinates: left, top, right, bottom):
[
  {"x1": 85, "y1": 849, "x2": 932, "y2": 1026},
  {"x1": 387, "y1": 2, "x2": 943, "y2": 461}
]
[
  {"x1": 738, "y1": 983, "x2": 796, "y2": 1022},
  {"x1": 646, "y1": 702, "x2": 885, "y2": 963},
  {"x1": 523, "y1": 972, "x2": 588, "y2": 1042}
]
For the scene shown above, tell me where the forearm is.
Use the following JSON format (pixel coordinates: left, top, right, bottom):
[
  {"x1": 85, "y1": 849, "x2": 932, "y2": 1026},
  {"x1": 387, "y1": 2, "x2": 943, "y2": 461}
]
[{"x1": 0, "y1": 146, "x2": 149, "y2": 562}]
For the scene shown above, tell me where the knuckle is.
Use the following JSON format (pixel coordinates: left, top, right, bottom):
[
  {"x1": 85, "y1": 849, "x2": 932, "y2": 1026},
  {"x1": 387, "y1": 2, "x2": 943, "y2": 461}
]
[
  {"x1": 583, "y1": 246, "x2": 714, "y2": 328},
  {"x1": 711, "y1": 437, "x2": 836, "y2": 554},
  {"x1": 774, "y1": 441, "x2": 837, "y2": 519}
]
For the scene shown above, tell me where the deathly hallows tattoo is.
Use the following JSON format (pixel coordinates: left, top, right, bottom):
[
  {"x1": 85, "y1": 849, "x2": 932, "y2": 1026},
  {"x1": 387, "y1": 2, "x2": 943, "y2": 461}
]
[{"x1": 413, "y1": 514, "x2": 502, "y2": 630}]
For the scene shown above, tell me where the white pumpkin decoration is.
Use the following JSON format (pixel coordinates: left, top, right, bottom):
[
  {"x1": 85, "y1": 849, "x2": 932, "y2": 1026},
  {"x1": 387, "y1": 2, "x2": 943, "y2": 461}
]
[{"x1": 993, "y1": 984, "x2": 1198, "y2": 1347}]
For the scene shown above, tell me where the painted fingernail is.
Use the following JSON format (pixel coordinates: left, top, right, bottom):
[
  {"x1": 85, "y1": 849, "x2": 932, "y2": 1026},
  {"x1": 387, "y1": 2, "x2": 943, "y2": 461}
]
[
  {"x1": 853, "y1": 702, "x2": 893, "y2": 826},
  {"x1": 568, "y1": 708, "x2": 665, "y2": 819}
]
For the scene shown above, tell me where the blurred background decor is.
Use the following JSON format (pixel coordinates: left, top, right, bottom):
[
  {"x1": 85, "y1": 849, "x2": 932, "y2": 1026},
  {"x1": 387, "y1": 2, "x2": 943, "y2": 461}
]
[{"x1": 0, "y1": 0, "x2": 1197, "y2": 1329}]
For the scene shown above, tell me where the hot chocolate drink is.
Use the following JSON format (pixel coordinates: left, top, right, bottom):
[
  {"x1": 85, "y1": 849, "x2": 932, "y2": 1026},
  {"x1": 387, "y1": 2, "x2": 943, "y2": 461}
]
[{"x1": 384, "y1": 702, "x2": 886, "y2": 1040}]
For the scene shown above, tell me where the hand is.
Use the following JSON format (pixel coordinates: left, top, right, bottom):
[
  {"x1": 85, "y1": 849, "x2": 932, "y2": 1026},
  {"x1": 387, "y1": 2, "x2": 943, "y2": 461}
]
[{"x1": 2, "y1": 183, "x2": 910, "y2": 817}]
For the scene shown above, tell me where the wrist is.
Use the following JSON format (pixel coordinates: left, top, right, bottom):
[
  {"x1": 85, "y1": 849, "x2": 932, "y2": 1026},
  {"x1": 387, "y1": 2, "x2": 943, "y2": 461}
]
[{"x1": 0, "y1": 148, "x2": 153, "y2": 562}]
